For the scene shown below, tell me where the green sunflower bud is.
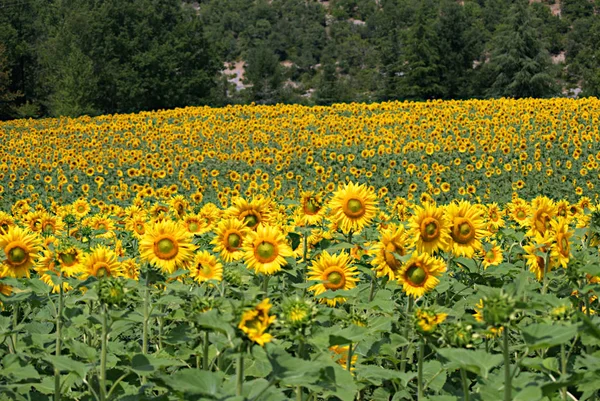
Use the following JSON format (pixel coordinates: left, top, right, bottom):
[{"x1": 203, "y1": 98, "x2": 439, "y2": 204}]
[
  {"x1": 64, "y1": 214, "x2": 77, "y2": 226},
  {"x1": 223, "y1": 268, "x2": 243, "y2": 287},
  {"x1": 443, "y1": 322, "x2": 477, "y2": 348},
  {"x1": 481, "y1": 291, "x2": 517, "y2": 328},
  {"x1": 98, "y1": 277, "x2": 125, "y2": 306},
  {"x1": 280, "y1": 297, "x2": 317, "y2": 328},
  {"x1": 190, "y1": 296, "x2": 217, "y2": 315}
]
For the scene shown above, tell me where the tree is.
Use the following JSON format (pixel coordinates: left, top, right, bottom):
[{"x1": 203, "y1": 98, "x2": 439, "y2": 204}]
[
  {"x1": 484, "y1": 1, "x2": 557, "y2": 98},
  {"x1": 0, "y1": 43, "x2": 22, "y2": 119},
  {"x1": 244, "y1": 45, "x2": 284, "y2": 104}
]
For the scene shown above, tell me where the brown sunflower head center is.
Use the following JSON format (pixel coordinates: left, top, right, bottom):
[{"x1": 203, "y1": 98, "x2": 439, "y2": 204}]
[
  {"x1": 94, "y1": 263, "x2": 110, "y2": 278},
  {"x1": 452, "y1": 218, "x2": 476, "y2": 244},
  {"x1": 421, "y1": 218, "x2": 440, "y2": 242},
  {"x1": 227, "y1": 233, "x2": 242, "y2": 250},
  {"x1": 188, "y1": 221, "x2": 200, "y2": 233},
  {"x1": 384, "y1": 242, "x2": 402, "y2": 269},
  {"x1": 255, "y1": 241, "x2": 277, "y2": 263},
  {"x1": 7, "y1": 245, "x2": 28, "y2": 266},
  {"x1": 155, "y1": 237, "x2": 179, "y2": 260},
  {"x1": 42, "y1": 222, "x2": 55, "y2": 234},
  {"x1": 324, "y1": 267, "x2": 346, "y2": 290},
  {"x1": 406, "y1": 264, "x2": 427, "y2": 285},
  {"x1": 345, "y1": 198, "x2": 365, "y2": 217},
  {"x1": 59, "y1": 252, "x2": 77, "y2": 266},
  {"x1": 304, "y1": 199, "x2": 320, "y2": 215},
  {"x1": 485, "y1": 250, "x2": 495, "y2": 260},
  {"x1": 244, "y1": 214, "x2": 259, "y2": 229}
]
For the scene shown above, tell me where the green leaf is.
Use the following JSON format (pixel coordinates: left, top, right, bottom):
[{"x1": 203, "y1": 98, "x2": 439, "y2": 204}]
[
  {"x1": 513, "y1": 385, "x2": 543, "y2": 401},
  {"x1": 161, "y1": 369, "x2": 224, "y2": 395},
  {"x1": 423, "y1": 360, "x2": 447, "y2": 392},
  {"x1": 45, "y1": 355, "x2": 90, "y2": 378},
  {"x1": 267, "y1": 346, "x2": 321, "y2": 386},
  {"x1": 355, "y1": 365, "x2": 406, "y2": 386},
  {"x1": 521, "y1": 323, "x2": 578, "y2": 350},
  {"x1": 437, "y1": 348, "x2": 503, "y2": 378},
  {"x1": 328, "y1": 325, "x2": 369, "y2": 346}
]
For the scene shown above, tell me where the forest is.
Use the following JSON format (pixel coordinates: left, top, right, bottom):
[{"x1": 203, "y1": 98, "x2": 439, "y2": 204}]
[{"x1": 0, "y1": 0, "x2": 599, "y2": 119}]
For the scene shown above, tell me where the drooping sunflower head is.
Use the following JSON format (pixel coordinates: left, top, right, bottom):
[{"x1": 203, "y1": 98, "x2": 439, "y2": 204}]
[
  {"x1": 0, "y1": 226, "x2": 43, "y2": 278},
  {"x1": 307, "y1": 250, "x2": 359, "y2": 307},
  {"x1": 226, "y1": 197, "x2": 270, "y2": 230},
  {"x1": 397, "y1": 252, "x2": 446, "y2": 299},
  {"x1": 168, "y1": 195, "x2": 189, "y2": 218},
  {"x1": 139, "y1": 220, "x2": 196, "y2": 274},
  {"x1": 329, "y1": 182, "x2": 378, "y2": 234},
  {"x1": 211, "y1": 218, "x2": 250, "y2": 263},
  {"x1": 371, "y1": 224, "x2": 411, "y2": 280},
  {"x1": 188, "y1": 250, "x2": 223, "y2": 284},
  {"x1": 527, "y1": 196, "x2": 556, "y2": 237},
  {"x1": 446, "y1": 200, "x2": 488, "y2": 258},
  {"x1": 523, "y1": 234, "x2": 553, "y2": 281},
  {"x1": 0, "y1": 212, "x2": 15, "y2": 235},
  {"x1": 238, "y1": 298, "x2": 276, "y2": 346},
  {"x1": 81, "y1": 245, "x2": 124, "y2": 279},
  {"x1": 550, "y1": 217, "x2": 572, "y2": 269},
  {"x1": 408, "y1": 203, "x2": 451, "y2": 255},
  {"x1": 242, "y1": 224, "x2": 293, "y2": 275}
]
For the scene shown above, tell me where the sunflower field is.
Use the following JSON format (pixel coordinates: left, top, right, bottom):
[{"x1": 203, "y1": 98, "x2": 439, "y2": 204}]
[{"x1": 0, "y1": 98, "x2": 600, "y2": 401}]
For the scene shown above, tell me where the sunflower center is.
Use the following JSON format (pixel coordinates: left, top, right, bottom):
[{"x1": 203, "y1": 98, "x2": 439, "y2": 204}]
[
  {"x1": 304, "y1": 199, "x2": 320, "y2": 215},
  {"x1": 345, "y1": 198, "x2": 365, "y2": 217},
  {"x1": 244, "y1": 214, "x2": 259, "y2": 229},
  {"x1": 323, "y1": 267, "x2": 346, "y2": 290},
  {"x1": 452, "y1": 218, "x2": 476, "y2": 244},
  {"x1": 6, "y1": 245, "x2": 28, "y2": 266},
  {"x1": 59, "y1": 252, "x2": 77, "y2": 266},
  {"x1": 227, "y1": 233, "x2": 242, "y2": 250},
  {"x1": 255, "y1": 241, "x2": 278, "y2": 263},
  {"x1": 245, "y1": 316, "x2": 261, "y2": 331},
  {"x1": 516, "y1": 210, "x2": 526, "y2": 219},
  {"x1": 406, "y1": 264, "x2": 427, "y2": 285},
  {"x1": 485, "y1": 250, "x2": 495, "y2": 260},
  {"x1": 76, "y1": 206, "x2": 85, "y2": 212},
  {"x1": 420, "y1": 218, "x2": 440, "y2": 242},
  {"x1": 135, "y1": 223, "x2": 145, "y2": 234},
  {"x1": 384, "y1": 242, "x2": 401, "y2": 270},
  {"x1": 42, "y1": 222, "x2": 55, "y2": 234},
  {"x1": 188, "y1": 222, "x2": 200, "y2": 233},
  {"x1": 200, "y1": 263, "x2": 212, "y2": 276},
  {"x1": 94, "y1": 263, "x2": 110, "y2": 278},
  {"x1": 155, "y1": 237, "x2": 179, "y2": 260}
]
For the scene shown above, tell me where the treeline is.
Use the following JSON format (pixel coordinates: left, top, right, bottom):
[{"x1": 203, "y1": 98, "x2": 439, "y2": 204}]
[{"x1": 0, "y1": 0, "x2": 599, "y2": 119}]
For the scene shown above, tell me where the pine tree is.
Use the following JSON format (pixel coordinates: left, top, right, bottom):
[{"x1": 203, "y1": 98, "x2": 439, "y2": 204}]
[
  {"x1": 0, "y1": 43, "x2": 22, "y2": 119},
  {"x1": 484, "y1": 1, "x2": 557, "y2": 98}
]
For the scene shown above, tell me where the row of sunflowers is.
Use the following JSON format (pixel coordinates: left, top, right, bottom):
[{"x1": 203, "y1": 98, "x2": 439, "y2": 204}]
[{"x1": 1, "y1": 179, "x2": 600, "y2": 401}]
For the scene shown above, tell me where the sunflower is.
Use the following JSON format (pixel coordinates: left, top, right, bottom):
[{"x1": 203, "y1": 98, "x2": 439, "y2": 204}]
[
  {"x1": 307, "y1": 251, "x2": 359, "y2": 307},
  {"x1": 238, "y1": 298, "x2": 276, "y2": 346},
  {"x1": 0, "y1": 226, "x2": 43, "y2": 278},
  {"x1": 168, "y1": 195, "x2": 189, "y2": 218},
  {"x1": 188, "y1": 251, "x2": 223, "y2": 283},
  {"x1": 35, "y1": 249, "x2": 83, "y2": 293},
  {"x1": 415, "y1": 308, "x2": 447, "y2": 333},
  {"x1": 527, "y1": 196, "x2": 556, "y2": 237},
  {"x1": 523, "y1": 234, "x2": 553, "y2": 281},
  {"x1": 39, "y1": 212, "x2": 66, "y2": 236},
  {"x1": 72, "y1": 198, "x2": 91, "y2": 218},
  {"x1": 473, "y1": 299, "x2": 504, "y2": 338},
  {"x1": 408, "y1": 203, "x2": 451, "y2": 255},
  {"x1": 296, "y1": 191, "x2": 326, "y2": 226},
  {"x1": 139, "y1": 220, "x2": 196, "y2": 274},
  {"x1": 397, "y1": 252, "x2": 446, "y2": 299},
  {"x1": 199, "y1": 203, "x2": 222, "y2": 230},
  {"x1": 80, "y1": 245, "x2": 124, "y2": 279},
  {"x1": 182, "y1": 213, "x2": 207, "y2": 235},
  {"x1": 24, "y1": 210, "x2": 45, "y2": 233},
  {"x1": 481, "y1": 242, "x2": 503, "y2": 269},
  {"x1": 485, "y1": 203, "x2": 505, "y2": 232},
  {"x1": 85, "y1": 214, "x2": 116, "y2": 238},
  {"x1": 0, "y1": 212, "x2": 15, "y2": 235},
  {"x1": 507, "y1": 199, "x2": 530, "y2": 227},
  {"x1": 446, "y1": 201, "x2": 488, "y2": 258},
  {"x1": 550, "y1": 218, "x2": 572, "y2": 268},
  {"x1": 328, "y1": 182, "x2": 378, "y2": 234},
  {"x1": 330, "y1": 345, "x2": 357, "y2": 371},
  {"x1": 371, "y1": 224, "x2": 411, "y2": 280},
  {"x1": 121, "y1": 259, "x2": 140, "y2": 281},
  {"x1": 211, "y1": 218, "x2": 250, "y2": 263},
  {"x1": 125, "y1": 215, "x2": 147, "y2": 239},
  {"x1": 226, "y1": 197, "x2": 271, "y2": 230},
  {"x1": 242, "y1": 225, "x2": 293, "y2": 275}
]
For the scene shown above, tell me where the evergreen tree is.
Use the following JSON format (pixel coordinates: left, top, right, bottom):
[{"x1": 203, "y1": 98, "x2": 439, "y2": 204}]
[
  {"x1": 244, "y1": 45, "x2": 284, "y2": 104},
  {"x1": 484, "y1": 1, "x2": 556, "y2": 98},
  {"x1": 314, "y1": 54, "x2": 341, "y2": 105},
  {"x1": 0, "y1": 43, "x2": 22, "y2": 118}
]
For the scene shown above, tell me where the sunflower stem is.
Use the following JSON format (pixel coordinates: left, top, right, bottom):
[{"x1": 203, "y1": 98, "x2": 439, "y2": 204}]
[
  {"x1": 347, "y1": 230, "x2": 353, "y2": 244},
  {"x1": 99, "y1": 303, "x2": 108, "y2": 401},
  {"x1": 503, "y1": 326, "x2": 511, "y2": 401},
  {"x1": 303, "y1": 231, "x2": 308, "y2": 263},
  {"x1": 262, "y1": 275, "x2": 270, "y2": 298},
  {"x1": 296, "y1": 337, "x2": 305, "y2": 401},
  {"x1": 157, "y1": 304, "x2": 164, "y2": 351},
  {"x1": 142, "y1": 269, "x2": 150, "y2": 355},
  {"x1": 11, "y1": 302, "x2": 18, "y2": 354},
  {"x1": 54, "y1": 284, "x2": 63, "y2": 401},
  {"x1": 236, "y1": 345, "x2": 245, "y2": 397},
  {"x1": 461, "y1": 368, "x2": 470, "y2": 401},
  {"x1": 203, "y1": 330, "x2": 210, "y2": 370},
  {"x1": 400, "y1": 297, "x2": 414, "y2": 373},
  {"x1": 561, "y1": 343, "x2": 567, "y2": 401},
  {"x1": 418, "y1": 338, "x2": 424, "y2": 400},
  {"x1": 368, "y1": 275, "x2": 376, "y2": 302},
  {"x1": 541, "y1": 252, "x2": 550, "y2": 295},
  {"x1": 346, "y1": 342, "x2": 353, "y2": 373}
]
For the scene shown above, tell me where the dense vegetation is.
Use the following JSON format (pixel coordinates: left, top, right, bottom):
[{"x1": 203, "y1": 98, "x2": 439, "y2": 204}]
[{"x1": 1, "y1": 0, "x2": 600, "y2": 119}]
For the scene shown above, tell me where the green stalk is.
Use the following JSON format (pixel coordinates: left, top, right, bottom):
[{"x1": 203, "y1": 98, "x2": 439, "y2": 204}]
[
  {"x1": 461, "y1": 368, "x2": 470, "y2": 401},
  {"x1": 418, "y1": 338, "x2": 424, "y2": 400},
  {"x1": 203, "y1": 330, "x2": 210, "y2": 370},
  {"x1": 346, "y1": 342, "x2": 353, "y2": 373},
  {"x1": 99, "y1": 303, "x2": 108, "y2": 401},
  {"x1": 541, "y1": 252, "x2": 550, "y2": 295},
  {"x1": 368, "y1": 274, "x2": 376, "y2": 302},
  {"x1": 262, "y1": 275, "x2": 270, "y2": 297},
  {"x1": 157, "y1": 304, "x2": 163, "y2": 352},
  {"x1": 54, "y1": 285, "x2": 64, "y2": 401},
  {"x1": 142, "y1": 270, "x2": 150, "y2": 354},
  {"x1": 296, "y1": 337, "x2": 305, "y2": 401},
  {"x1": 236, "y1": 346, "x2": 245, "y2": 397},
  {"x1": 11, "y1": 302, "x2": 18, "y2": 354},
  {"x1": 561, "y1": 343, "x2": 567, "y2": 401},
  {"x1": 302, "y1": 231, "x2": 308, "y2": 263},
  {"x1": 503, "y1": 327, "x2": 511, "y2": 401},
  {"x1": 400, "y1": 297, "x2": 414, "y2": 373}
]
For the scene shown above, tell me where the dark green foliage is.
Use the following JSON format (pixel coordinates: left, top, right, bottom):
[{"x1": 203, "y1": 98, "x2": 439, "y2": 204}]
[{"x1": 1, "y1": 0, "x2": 599, "y2": 119}]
